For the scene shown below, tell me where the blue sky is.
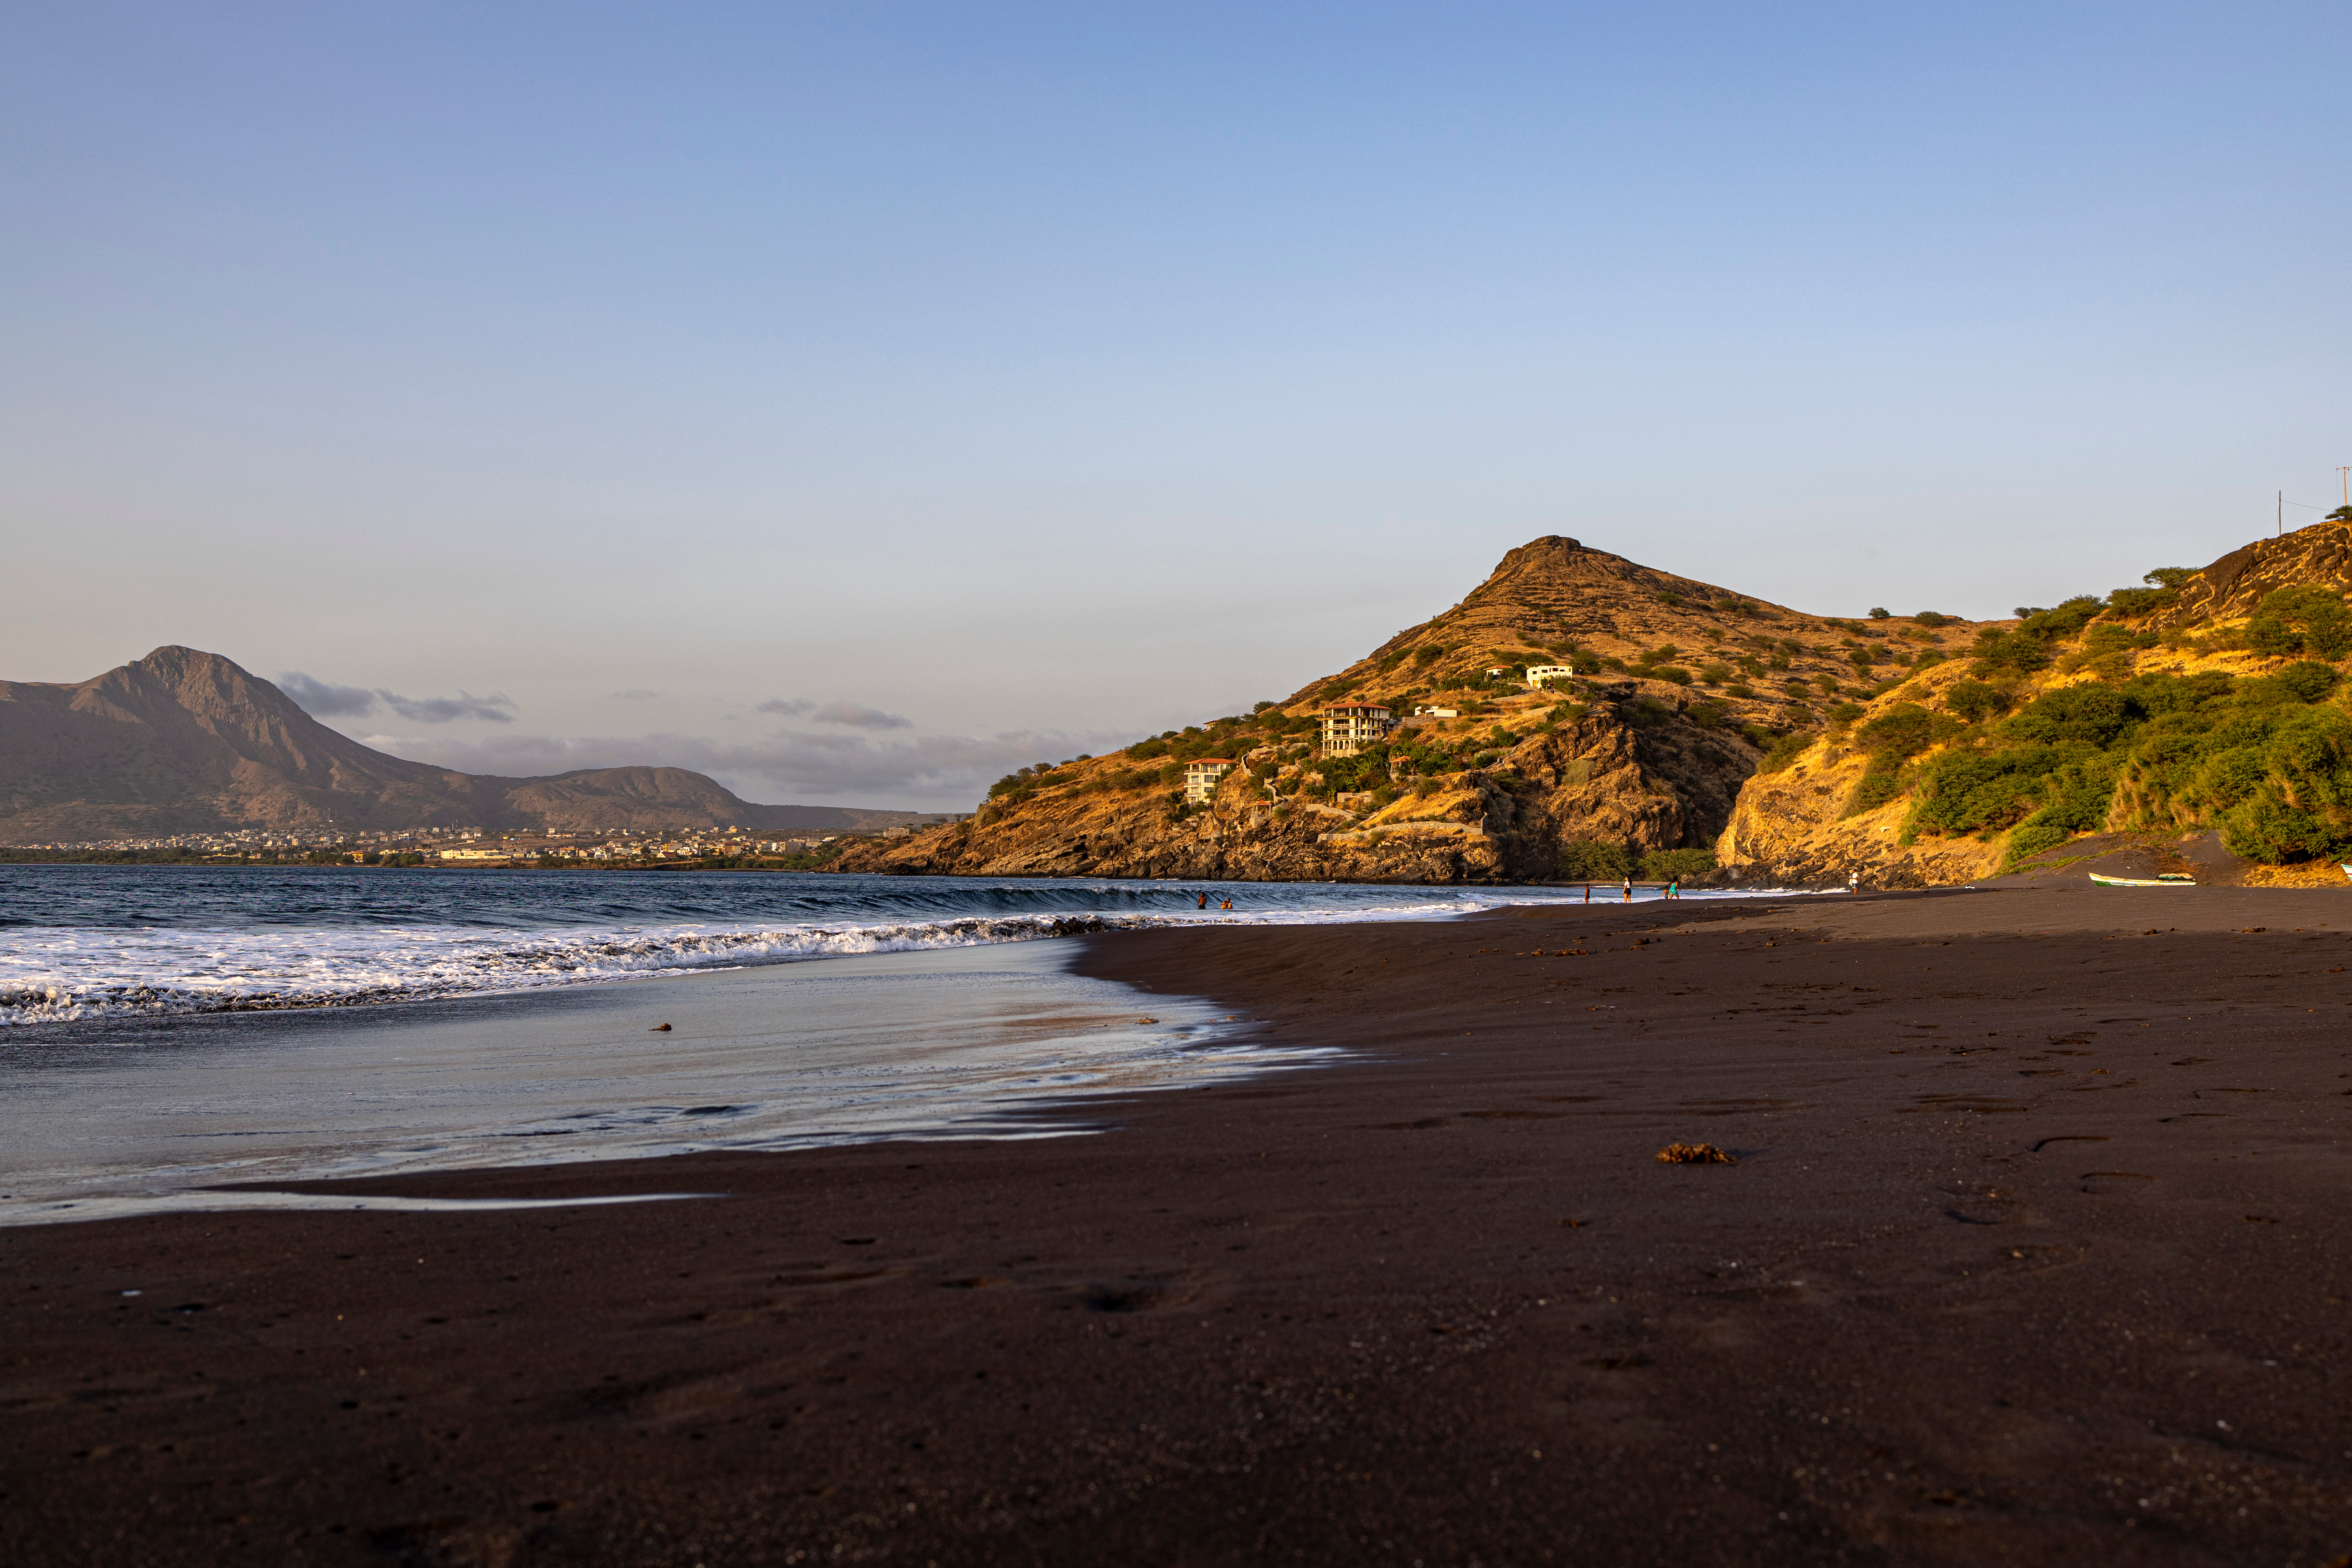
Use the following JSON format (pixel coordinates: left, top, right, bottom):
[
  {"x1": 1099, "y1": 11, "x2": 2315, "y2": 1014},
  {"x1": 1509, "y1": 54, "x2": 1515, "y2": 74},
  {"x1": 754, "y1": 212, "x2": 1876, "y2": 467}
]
[{"x1": 5, "y1": 3, "x2": 2347, "y2": 807}]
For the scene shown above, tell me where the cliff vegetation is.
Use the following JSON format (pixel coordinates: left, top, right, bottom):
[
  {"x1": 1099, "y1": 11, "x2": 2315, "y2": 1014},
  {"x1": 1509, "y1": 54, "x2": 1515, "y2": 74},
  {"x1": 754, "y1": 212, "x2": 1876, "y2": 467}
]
[{"x1": 1721, "y1": 522, "x2": 2352, "y2": 886}]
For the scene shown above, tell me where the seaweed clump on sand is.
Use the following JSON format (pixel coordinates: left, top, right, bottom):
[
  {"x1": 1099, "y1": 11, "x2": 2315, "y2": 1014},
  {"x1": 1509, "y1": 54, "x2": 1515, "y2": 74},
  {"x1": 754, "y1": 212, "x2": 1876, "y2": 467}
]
[{"x1": 1655, "y1": 1142, "x2": 1735, "y2": 1164}]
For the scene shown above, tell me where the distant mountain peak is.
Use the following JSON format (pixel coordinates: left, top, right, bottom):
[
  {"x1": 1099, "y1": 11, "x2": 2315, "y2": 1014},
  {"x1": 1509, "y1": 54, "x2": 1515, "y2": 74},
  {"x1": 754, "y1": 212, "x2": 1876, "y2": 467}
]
[{"x1": 0, "y1": 649, "x2": 935, "y2": 842}]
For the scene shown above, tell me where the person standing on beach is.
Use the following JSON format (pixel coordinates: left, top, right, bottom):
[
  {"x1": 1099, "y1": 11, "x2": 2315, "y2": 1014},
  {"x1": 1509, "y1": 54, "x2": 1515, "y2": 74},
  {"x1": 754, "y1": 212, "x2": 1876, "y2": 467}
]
[
  {"x1": 1621, "y1": 875, "x2": 1633, "y2": 903},
  {"x1": 1667, "y1": 877, "x2": 1680, "y2": 900}
]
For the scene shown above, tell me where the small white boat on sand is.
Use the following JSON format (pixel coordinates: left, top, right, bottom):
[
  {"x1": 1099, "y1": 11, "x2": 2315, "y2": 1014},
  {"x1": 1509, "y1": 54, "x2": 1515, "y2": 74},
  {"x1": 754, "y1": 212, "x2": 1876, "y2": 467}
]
[{"x1": 2087, "y1": 872, "x2": 2195, "y2": 887}]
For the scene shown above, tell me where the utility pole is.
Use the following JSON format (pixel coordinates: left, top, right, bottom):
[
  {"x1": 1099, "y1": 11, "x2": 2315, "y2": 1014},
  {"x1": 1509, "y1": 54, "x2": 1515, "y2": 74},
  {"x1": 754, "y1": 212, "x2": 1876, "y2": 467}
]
[{"x1": 2341, "y1": 466, "x2": 2350, "y2": 510}]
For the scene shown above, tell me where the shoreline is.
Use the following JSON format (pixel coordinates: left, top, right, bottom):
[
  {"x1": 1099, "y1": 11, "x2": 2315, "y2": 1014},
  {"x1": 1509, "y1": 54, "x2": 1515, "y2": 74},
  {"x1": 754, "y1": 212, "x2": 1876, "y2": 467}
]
[
  {"x1": 0, "y1": 940, "x2": 1281, "y2": 1226},
  {"x1": 4, "y1": 887, "x2": 2349, "y2": 1564}
]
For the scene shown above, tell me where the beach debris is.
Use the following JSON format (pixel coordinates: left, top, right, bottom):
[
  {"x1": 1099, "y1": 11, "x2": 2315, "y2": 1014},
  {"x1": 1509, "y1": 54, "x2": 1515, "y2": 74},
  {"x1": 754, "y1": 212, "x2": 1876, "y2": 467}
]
[
  {"x1": 1655, "y1": 1142, "x2": 1735, "y2": 1165},
  {"x1": 650, "y1": 1023, "x2": 671, "y2": 1031},
  {"x1": 1135, "y1": 1016, "x2": 1158, "y2": 1024}
]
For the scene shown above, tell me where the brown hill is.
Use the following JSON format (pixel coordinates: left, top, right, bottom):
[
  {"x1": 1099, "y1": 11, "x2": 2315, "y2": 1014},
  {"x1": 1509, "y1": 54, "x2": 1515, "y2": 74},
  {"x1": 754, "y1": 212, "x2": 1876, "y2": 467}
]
[
  {"x1": 838, "y1": 536, "x2": 1987, "y2": 882},
  {"x1": 0, "y1": 647, "x2": 932, "y2": 841}
]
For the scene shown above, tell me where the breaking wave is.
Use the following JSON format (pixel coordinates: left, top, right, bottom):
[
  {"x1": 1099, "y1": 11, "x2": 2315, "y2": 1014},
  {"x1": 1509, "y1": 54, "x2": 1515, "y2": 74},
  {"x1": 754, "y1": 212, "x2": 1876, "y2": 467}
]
[
  {"x1": 0, "y1": 912, "x2": 1181, "y2": 1025},
  {"x1": 0, "y1": 865, "x2": 1805, "y2": 1029}
]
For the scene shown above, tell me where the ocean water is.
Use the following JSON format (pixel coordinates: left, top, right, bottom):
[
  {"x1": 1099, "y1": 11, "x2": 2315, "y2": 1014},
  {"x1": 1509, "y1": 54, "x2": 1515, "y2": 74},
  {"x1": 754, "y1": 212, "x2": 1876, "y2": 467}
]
[
  {"x1": 0, "y1": 867, "x2": 1751, "y2": 1225},
  {"x1": 0, "y1": 866, "x2": 1622, "y2": 1027}
]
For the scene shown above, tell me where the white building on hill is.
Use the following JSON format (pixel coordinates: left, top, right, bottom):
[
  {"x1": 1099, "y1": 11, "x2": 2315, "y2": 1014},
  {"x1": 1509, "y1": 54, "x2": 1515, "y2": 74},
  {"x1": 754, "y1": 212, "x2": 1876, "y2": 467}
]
[
  {"x1": 1184, "y1": 759, "x2": 1238, "y2": 804},
  {"x1": 1317, "y1": 704, "x2": 1397, "y2": 756}
]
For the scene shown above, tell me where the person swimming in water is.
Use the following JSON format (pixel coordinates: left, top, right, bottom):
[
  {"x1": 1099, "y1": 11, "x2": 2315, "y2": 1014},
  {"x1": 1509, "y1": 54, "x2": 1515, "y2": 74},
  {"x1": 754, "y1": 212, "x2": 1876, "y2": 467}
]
[{"x1": 1196, "y1": 892, "x2": 1208, "y2": 909}]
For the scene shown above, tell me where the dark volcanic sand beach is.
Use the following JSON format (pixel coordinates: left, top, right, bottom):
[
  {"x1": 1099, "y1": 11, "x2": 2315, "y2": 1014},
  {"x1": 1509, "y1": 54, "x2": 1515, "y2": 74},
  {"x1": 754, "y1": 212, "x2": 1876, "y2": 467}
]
[{"x1": 5, "y1": 887, "x2": 2350, "y2": 1566}]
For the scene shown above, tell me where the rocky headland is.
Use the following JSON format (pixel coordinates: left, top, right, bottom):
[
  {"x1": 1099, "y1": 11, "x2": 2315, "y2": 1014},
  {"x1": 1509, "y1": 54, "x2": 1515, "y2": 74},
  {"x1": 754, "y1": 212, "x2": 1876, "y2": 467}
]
[{"x1": 838, "y1": 536, "x2": 1995, "y2": 883}]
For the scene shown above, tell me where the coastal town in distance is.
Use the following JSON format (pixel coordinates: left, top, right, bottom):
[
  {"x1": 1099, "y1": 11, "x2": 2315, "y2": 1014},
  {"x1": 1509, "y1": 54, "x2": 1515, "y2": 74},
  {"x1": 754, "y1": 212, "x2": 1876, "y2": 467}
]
[{"x1": 0, "y1": 822, "x2": 948, "y2": 866}]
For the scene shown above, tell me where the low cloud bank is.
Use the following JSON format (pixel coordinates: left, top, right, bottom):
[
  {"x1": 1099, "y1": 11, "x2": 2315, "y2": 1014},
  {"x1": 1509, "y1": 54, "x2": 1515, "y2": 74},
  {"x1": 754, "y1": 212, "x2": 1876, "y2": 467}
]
[
  {"x1": 755, "y1": 698, "x2": 913, "y2": 730},
  {"x1": 362, "y1": 726, "x2": 1136, "y2": 806},
  {"x1": 282, "y1": 672, "x2": 516, "y2": 724}
]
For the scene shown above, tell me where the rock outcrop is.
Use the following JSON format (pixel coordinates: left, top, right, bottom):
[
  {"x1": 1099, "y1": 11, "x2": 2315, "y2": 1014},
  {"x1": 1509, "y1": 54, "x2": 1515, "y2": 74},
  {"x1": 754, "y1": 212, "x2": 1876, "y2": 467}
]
[
  {"x1": 2152, "y1": 522, "x2": 2352, "y2": 627},
  {"x1": 842, "y1": 708, "x2": 1758, "y2": 884}
]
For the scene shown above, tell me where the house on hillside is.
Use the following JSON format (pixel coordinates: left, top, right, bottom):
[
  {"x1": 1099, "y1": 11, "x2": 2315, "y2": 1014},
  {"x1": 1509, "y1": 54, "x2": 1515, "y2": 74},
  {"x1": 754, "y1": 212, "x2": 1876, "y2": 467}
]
[
  {"x1": 1184, "y1": 759, "x2": 1238, "y2": 804},
  {"x1": 1318, "y1": 704, "x2": 1397, "y2": 756},
  {"x1": 1525, "y1": 664, "x2": 1575, "y2": 688}
]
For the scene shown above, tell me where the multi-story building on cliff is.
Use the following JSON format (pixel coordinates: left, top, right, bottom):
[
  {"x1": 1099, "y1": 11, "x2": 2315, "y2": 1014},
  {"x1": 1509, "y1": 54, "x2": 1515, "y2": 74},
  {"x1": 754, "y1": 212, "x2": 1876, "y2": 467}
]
[
  {"x1": 1183, "y1": 759, "x2": 1238, "y2": 804},
  {"x1": 1524, "y1": 664, "x2": 1575, "y2": 688},
  {"x1": 1318, "y1": 704, "x2": 1397, "y2": 756}
]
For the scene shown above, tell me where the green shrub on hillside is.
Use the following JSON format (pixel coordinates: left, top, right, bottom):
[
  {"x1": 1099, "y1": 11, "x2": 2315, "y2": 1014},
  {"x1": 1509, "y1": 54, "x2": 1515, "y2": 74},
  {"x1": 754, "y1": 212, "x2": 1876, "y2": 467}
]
[
  {"x1": 1855, "y1": 702, "x2": 1960, "y2": 761},
  {"x1": 2004, "y1": 684, "x2": 2135, "y2": 748},
  {"x1": 2243, "y1": 587, "x2": 2352, "y2": 660},
  {"x1": 1559, "y1": 838, "x2": 1633, "y2": 880},
  {"x1": 2003, "y1": 759, "x2": 2120, "y2": 862},
  {"x1": 1841, "y1": 702, "x2": 1963, "y2": 817},
  {"x1": 2103, "y1": 585, "x2": 2170, "y2": 618},
  {"x1": 1944, "y1": 681, "x2": 2008, "y2": 722},
  {"x1": 1893, "y1": 665, "x2": 2352, "y2": 864},
  {"x1": 1910, "y1": 745, "x2": 2084, "y2": 838},
  {"x1": 1640, "y1": 848, "x2": 1716, "y2": 880},
  {"x1": 1847, "y1": 772, "x2": 1906, "y2": 814},
  {"x1": 1969, "y1": 629, "x2": 2050, "y2": 676},
  {"x1": 2274, "y1": 661, "x2": 2343, "y2": 703},
  {"x1": 2019, "y1": 597, "x2": 2106, "y2": 641},
  {"x1": 1755, "y1": 730, "x2": 1816, "y2": 773}
]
